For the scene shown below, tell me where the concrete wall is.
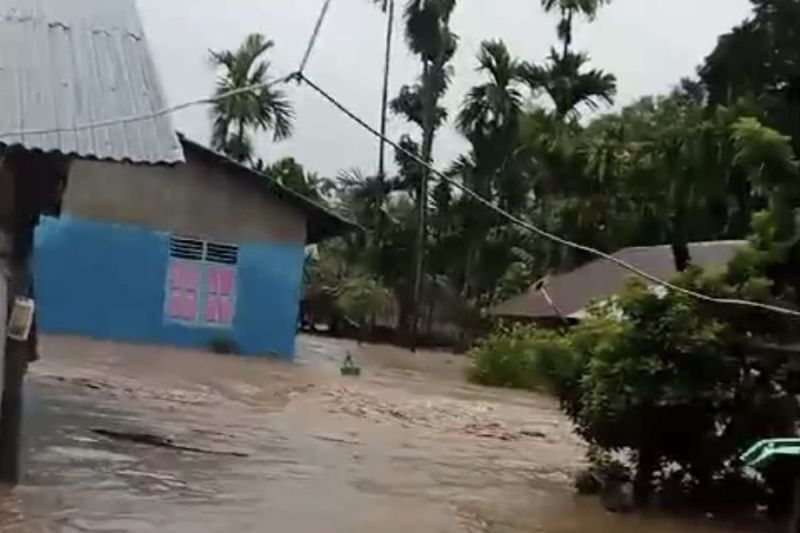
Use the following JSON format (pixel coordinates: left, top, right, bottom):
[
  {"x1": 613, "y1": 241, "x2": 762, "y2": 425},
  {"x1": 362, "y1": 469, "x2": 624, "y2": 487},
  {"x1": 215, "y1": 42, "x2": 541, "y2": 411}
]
[
  {"x1": 34, "y1": 216, "x2": 304, "y2": 357},
  {"x1": 64, "y1": 154, "x2": 307, "y2": 245}
]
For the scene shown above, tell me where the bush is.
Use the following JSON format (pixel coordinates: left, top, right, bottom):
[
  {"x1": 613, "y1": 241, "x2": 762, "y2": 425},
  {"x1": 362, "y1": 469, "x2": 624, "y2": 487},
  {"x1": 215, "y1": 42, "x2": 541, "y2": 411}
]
[
  {"x1": 467, "y1": 324, "x2": 572, "y2": 391},
  {"x1": 548, "y1": 276, "x2": 796, "y2": 506},
  {"x1": 472, "y1": 272, "x2": 798, "y2": 508}
]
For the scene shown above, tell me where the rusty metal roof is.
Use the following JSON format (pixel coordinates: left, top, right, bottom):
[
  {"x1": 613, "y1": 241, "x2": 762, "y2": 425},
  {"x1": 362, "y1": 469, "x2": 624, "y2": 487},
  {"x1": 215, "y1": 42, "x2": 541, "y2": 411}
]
[
  {"x1": 490, "y1": 241, "x2": 748, "y2": 320},
  {"x1": 0, "y1": 0, "x2": 184, "y2": 164}
]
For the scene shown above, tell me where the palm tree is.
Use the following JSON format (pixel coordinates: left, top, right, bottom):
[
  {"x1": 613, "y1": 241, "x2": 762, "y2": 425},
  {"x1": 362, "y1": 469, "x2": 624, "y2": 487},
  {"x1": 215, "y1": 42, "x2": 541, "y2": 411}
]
[
  {"x1": 457, "y1": 40, "x2": 524, "y2": 144},
  {"x1": 399, "y1": 0, "x2": 459, "y2": 345},
  {"x1": 521, "y1": 48, "x2": 616, "y2": 121},
  {"x1": 540, "y1": 0, "x2": 612, "y2": 58},
  {"x1": 266, "y1": 157, "x2": 334, "y2": 204},
  {"x1": 337, "y1": 168, "x2": 396, "y2": 233},
  {"x1": 209, "y1": 33, "x2": 294, "y2": 163}
]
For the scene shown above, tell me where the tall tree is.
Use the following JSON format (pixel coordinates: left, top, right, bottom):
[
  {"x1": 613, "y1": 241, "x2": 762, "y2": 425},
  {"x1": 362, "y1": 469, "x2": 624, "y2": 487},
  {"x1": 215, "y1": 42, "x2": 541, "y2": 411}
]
[
  {"x1": 454, "y1": 40, "x2": 528, "y2": 300},
  {"x1": 699, "y1": 0, "x2": 800, "y2": 156},
  {"x1": 540, "y1": 0, "x2": 611, "y2": 59},
  {"x1": 521, "y1": 49, "x2": 617, "y2": 121},
  {"x1": 209, "y1": 34, "x2": 294, "y2": 163},
  {"x1": 396, "y1": 0, "x2": 458, "y2": 342}
]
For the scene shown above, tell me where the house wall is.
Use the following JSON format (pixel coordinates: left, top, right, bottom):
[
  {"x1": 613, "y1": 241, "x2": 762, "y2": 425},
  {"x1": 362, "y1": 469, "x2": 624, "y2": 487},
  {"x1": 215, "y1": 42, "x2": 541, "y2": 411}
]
[
  {"x1": 33, "y1": 216, "x2": 304, "y2": 357},
  {"x1": 64, "y1": 155, "x2": 307, "y2": 245}
]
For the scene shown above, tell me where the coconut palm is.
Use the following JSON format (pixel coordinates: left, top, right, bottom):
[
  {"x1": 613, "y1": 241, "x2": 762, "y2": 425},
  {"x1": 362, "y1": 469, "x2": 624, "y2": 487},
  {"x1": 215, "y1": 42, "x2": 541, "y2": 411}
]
[
  {"x1": 521, "y1": 48, "x2": 617, "y2": 121},
  {"x1": 209, "y1": 33, "x2": 294, "y2": 163}
]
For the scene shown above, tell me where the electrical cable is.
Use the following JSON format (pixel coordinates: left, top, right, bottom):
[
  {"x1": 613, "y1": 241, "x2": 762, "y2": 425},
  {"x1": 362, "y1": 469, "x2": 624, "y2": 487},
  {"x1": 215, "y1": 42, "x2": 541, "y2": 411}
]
[
  {"x1": 297, "y1": 0, "x2": 334, "y2": 75},
  {"x1": 295, "y1": 72, "x2": 800, "y2": 319},
  {"x1": 0, "y1": 75, "x2": 295, "y2": 139}
]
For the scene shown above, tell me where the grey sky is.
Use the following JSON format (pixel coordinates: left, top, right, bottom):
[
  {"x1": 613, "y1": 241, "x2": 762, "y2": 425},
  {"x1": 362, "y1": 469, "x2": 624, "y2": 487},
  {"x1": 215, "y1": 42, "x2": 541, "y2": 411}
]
[{"x1": 137, "y1": 0, "x2": 753, "y2": 178}]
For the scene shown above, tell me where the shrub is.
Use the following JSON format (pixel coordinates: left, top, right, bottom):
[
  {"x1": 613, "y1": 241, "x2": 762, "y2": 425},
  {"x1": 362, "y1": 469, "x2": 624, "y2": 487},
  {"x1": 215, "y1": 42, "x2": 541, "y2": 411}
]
[{"x1": 467, "y1": 324, "x2": 572, "y2": 391}]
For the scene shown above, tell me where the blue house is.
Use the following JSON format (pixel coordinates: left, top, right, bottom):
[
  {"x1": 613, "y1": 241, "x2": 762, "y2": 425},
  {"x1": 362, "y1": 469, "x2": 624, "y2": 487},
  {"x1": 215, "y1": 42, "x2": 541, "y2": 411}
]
[
  {"x1": 1, "y1": 0, "x2": 353, "y2": 358},
  {"x1": 34, "y1": 138, "x2": 353, "y2": 358}
]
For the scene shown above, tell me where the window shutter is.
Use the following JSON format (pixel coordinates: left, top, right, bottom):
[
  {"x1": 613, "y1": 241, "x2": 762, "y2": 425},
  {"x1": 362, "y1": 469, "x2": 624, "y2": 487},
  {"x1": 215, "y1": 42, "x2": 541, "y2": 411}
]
[{"x1": 165, "y1": 236, "x2": 238, "y2": 327}]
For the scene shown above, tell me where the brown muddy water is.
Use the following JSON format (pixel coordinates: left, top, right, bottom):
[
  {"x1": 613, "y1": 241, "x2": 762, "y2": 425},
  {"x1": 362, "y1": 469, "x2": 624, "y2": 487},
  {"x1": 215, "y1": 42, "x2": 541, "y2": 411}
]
[{"x1": 0, "y1": 335, "x2": 754, "y2": 532}]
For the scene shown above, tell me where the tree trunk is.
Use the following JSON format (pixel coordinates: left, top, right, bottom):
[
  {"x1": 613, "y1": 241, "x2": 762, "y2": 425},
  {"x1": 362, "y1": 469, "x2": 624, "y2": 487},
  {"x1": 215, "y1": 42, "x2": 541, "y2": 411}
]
[
  {"x1": 411, "y1": 60, "x2": 436, "y2": 351},
  {"x1": 670, "y1": 195, "x2": 691, "y2": 272},
  {"x1": 634, "y1": 444, "x2": 657, "y2": 507},
  {"x1": 377, "y1": 0, "x2": 395, "y2": 182},
  {"x1": 561, "y1": 8, "x2": 574, "y2": 60}
]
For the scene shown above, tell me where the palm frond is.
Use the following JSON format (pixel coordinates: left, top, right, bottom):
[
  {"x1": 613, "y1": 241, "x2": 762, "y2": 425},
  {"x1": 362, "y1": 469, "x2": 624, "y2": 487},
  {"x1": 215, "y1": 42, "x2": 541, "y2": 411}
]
[{"x1": 208, "y1": 33, "x2": 294, "y2": 160}]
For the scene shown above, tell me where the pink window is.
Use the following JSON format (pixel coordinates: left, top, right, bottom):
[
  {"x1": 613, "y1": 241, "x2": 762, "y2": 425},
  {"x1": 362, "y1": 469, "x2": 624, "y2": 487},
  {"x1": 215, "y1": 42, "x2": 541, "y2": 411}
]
[
  {"x1": 205, "y1": 265, "x2": 236, "y2": 326},
  {"x1": 166, "y1": 260, "x2": 201, "y2": 321}
]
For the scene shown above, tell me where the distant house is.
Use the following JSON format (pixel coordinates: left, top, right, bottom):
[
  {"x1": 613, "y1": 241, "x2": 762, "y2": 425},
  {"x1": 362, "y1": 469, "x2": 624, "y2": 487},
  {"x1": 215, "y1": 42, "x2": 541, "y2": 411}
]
[
  {"x1": 0, "y1": 0, "x2": 355, "y2": 358},
  {"x1": 490, "y1": 241, "x2": 747, "y2": 324},
  {"x1": 34, "y1": 137, "x2": 355, "y2": 357}
]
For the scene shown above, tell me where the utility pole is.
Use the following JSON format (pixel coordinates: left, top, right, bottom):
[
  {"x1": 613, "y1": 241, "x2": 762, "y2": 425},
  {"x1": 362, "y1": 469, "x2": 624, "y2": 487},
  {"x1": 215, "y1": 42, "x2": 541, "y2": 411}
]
[
  {"x1": 0, "y1": 154, "x2": 22, "y2": 485},
  {"x1": 0, "y1": 252, "x2": 30, "y2": 484},
  {"x1": 0, "y1": 164, "x2": 11, "y2": 395},
  {"x1": 0, "y1": 234, "x2": 8, "y2": 401},
  {"x1": 0, "y1": 150, "x2": 66, "y2": 485},
  {"x1": 377, "y1": 0, "x2": 395, "y2": 181}
]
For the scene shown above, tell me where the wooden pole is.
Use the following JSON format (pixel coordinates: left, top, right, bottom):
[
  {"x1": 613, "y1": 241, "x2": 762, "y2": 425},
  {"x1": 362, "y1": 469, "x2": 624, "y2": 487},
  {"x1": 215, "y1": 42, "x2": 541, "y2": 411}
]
[
  {"x1": 0, "y1": 234, "x2": 8, "y2": 397},
  {"x1": 0, "y1": 254, "x2": 29, "y2": 484}
]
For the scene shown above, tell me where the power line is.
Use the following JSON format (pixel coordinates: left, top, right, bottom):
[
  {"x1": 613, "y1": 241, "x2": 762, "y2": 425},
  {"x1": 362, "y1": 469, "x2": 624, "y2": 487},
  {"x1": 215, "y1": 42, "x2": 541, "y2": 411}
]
[
  {"x1": 295, "y1": 72, "x2": 800, "y2": 319},
  {"x1": 0, "y1": 75, "x2": 295, "y2": 140},
  {"x1": 298, "y1": 0, "x2": 334, "y2": 75}
]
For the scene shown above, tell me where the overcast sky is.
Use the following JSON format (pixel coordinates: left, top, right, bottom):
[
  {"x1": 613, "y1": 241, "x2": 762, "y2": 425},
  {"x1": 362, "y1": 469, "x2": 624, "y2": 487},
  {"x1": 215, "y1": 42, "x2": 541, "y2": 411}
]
[{"x1": 136, "y1": 0, "x2": 753, "y2": 177}]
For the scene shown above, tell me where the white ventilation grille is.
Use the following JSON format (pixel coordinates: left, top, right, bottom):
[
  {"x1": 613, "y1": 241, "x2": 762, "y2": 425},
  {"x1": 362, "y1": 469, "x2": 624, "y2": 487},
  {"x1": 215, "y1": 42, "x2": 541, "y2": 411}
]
[
  {"x1": 169, "y1": 236, "x2": 239, "y2": 265},
  {"x1": 206, "y1": 242, "x2": 239, "y2": 265},
  {"x1": 169, "y1": 237, "x2": 203, "y2": 261}
]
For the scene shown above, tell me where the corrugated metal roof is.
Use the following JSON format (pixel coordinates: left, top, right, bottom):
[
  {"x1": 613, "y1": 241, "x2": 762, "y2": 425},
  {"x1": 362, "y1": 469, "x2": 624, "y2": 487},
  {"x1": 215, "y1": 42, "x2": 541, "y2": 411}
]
[
  {"x1": 490, "y1": 240, "x2": 748, "y2": 320},
  {"x1": 0, "y1": 0, "x2": 184, "y2": 164}
]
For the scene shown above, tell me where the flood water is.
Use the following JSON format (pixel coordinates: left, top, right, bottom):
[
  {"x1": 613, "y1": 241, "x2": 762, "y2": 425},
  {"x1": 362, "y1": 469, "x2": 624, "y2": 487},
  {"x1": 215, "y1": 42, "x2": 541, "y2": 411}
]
[{"x1": 0, "y1": 335, "x2": 757, "y2": 532}]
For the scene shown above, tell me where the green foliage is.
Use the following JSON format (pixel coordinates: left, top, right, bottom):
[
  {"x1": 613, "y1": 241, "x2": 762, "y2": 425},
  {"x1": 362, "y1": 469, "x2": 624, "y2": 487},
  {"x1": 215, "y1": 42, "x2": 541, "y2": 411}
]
[
  {"x1": 261, "y1": 157, "x2": 334, "y2": 204},
  {"x1": 521, "y1": 48, "x2": 617, "y2": 120},
  {"x1": 700, "y1": 0, "x2": 800, "y2": 154},
  {"x1": 209, "y1": 33, "x2": 294, "y2": 163},
  {"x1": 467, "y1": 324, "x2": 572, "y2": 391},
  {"x1": 336, "y1": 274, "x2": 394, "y2": 325},
  {"x1": 303, "y1": 240, "x2": 397, "y2": 334},
  {"x1": 498, "y1": 243, "x2": 799, "y2": 504}
]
